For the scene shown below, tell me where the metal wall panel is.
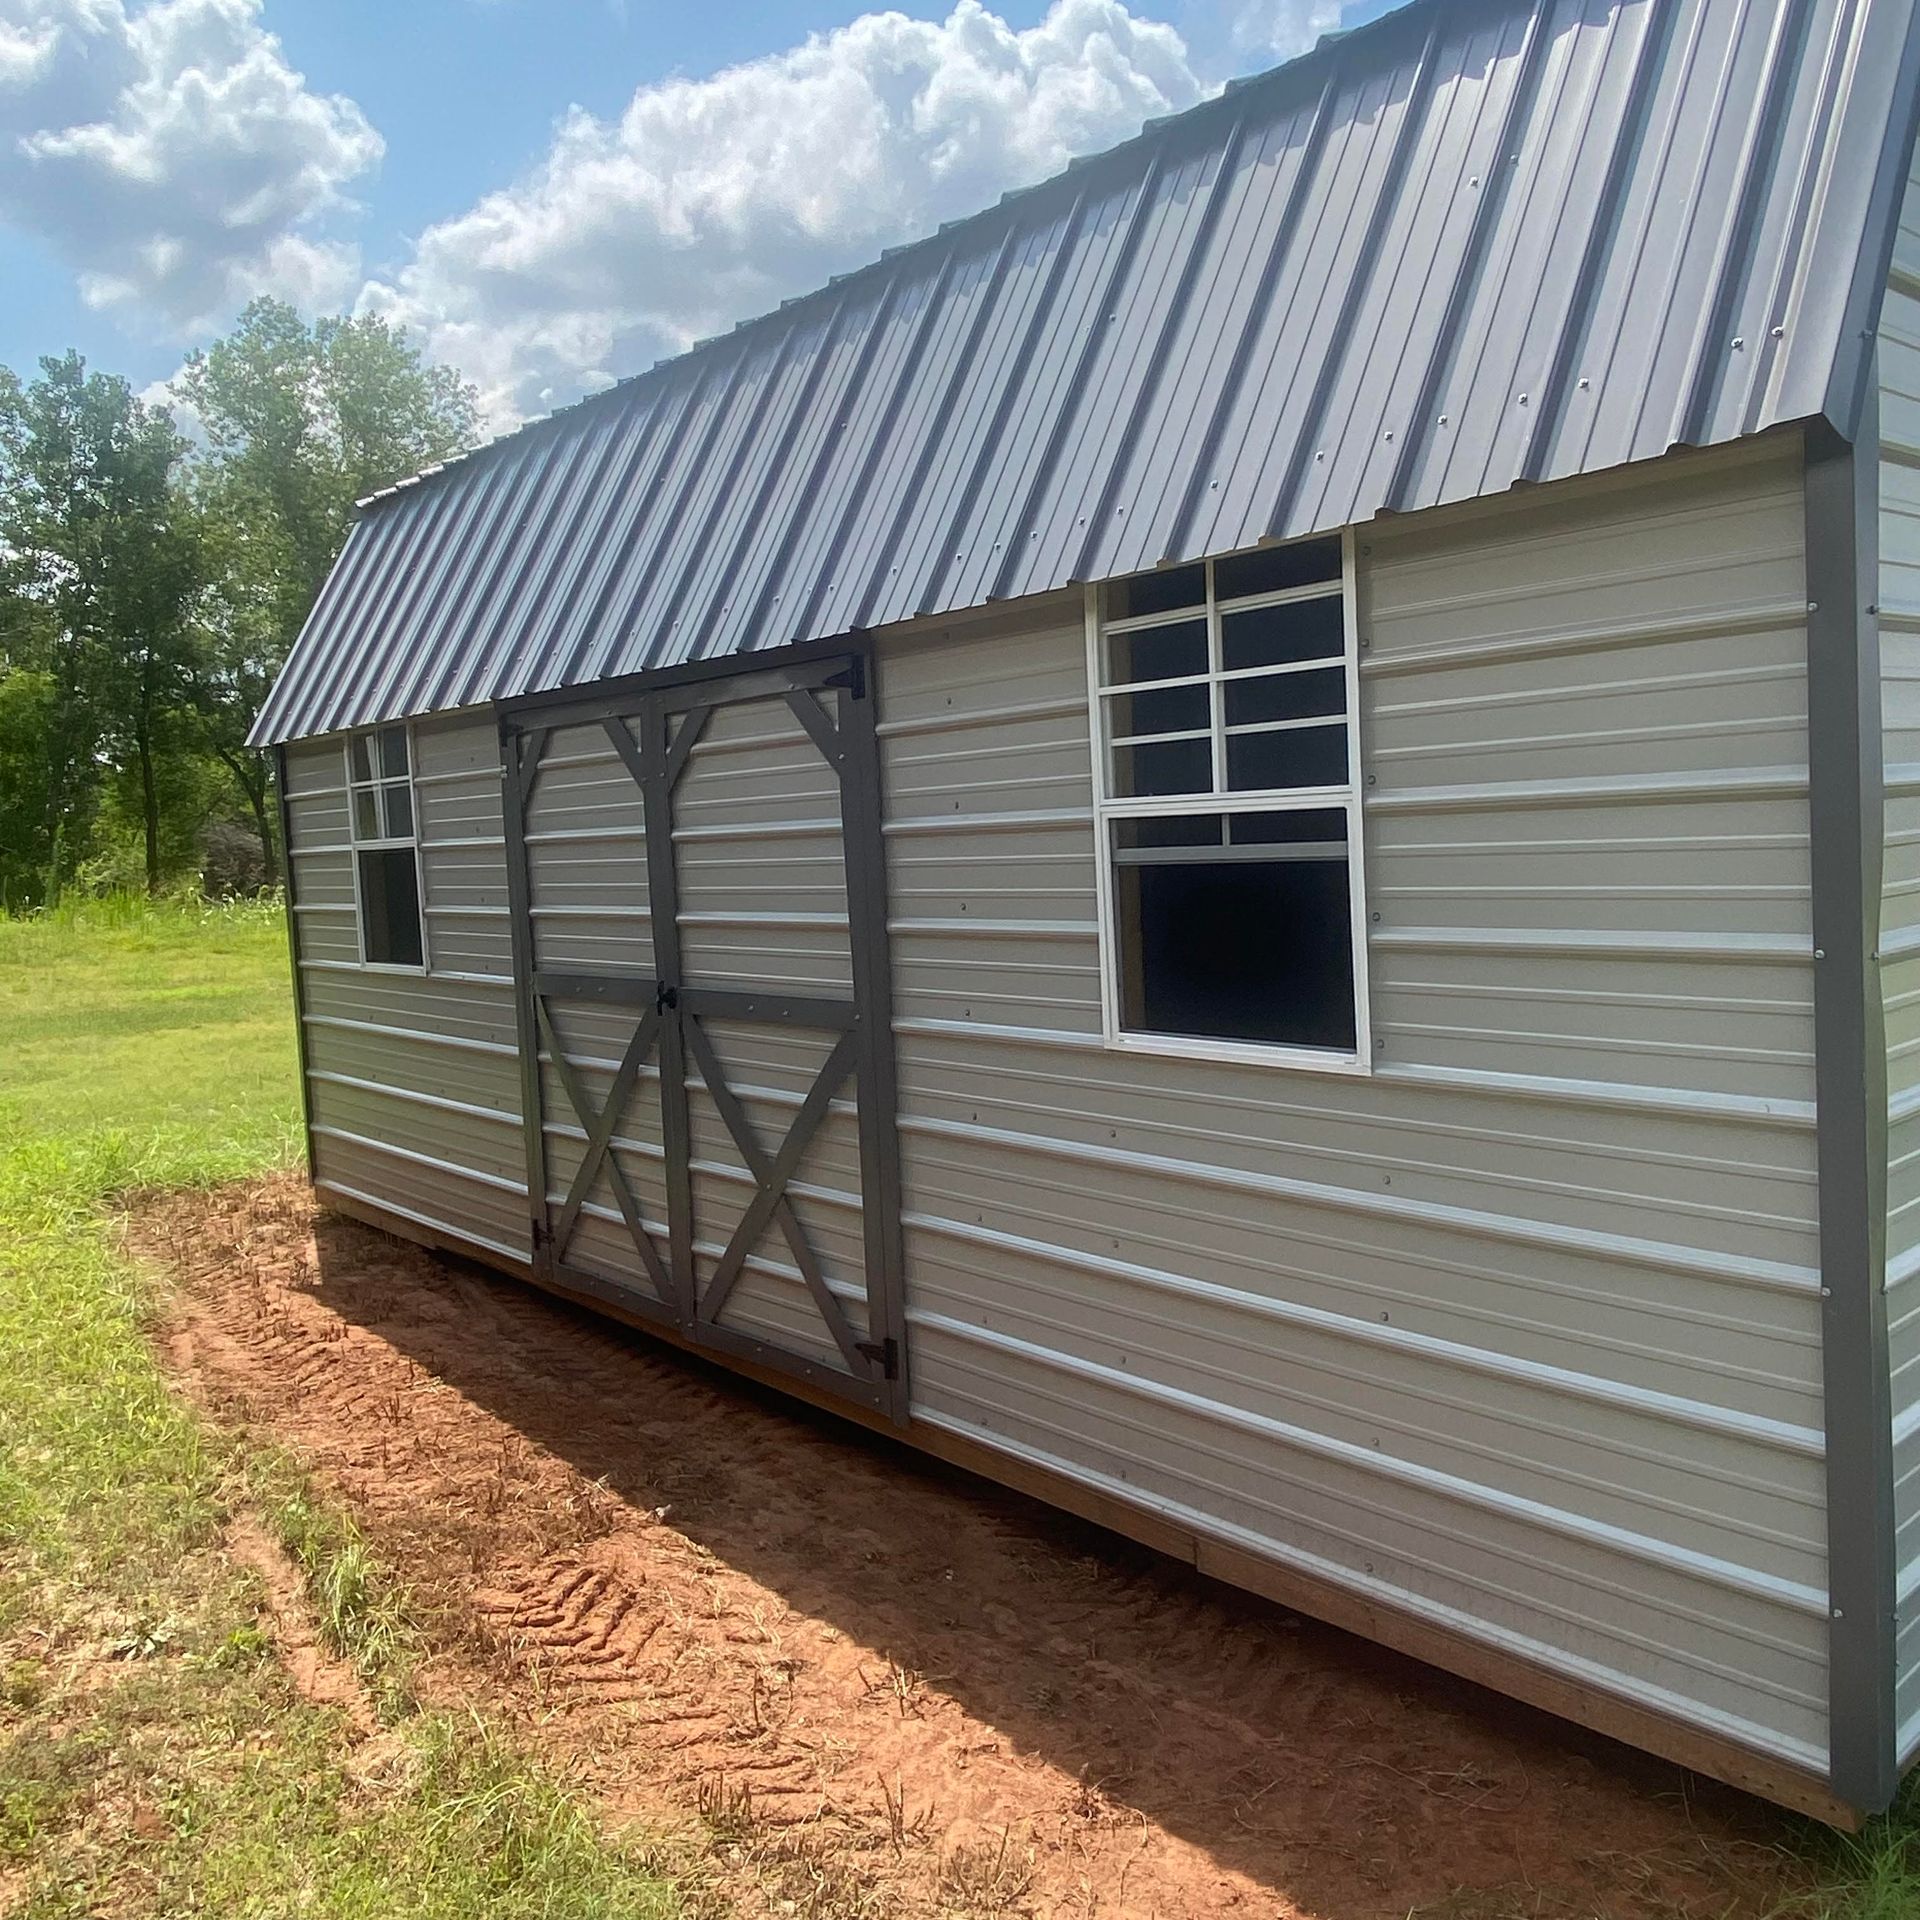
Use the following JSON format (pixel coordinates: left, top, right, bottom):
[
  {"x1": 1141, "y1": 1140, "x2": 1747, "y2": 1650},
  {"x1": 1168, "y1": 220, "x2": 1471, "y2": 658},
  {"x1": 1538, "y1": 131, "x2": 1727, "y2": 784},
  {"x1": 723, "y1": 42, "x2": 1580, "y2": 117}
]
[
  {"x1": 284, "y1": 725, "x2": 529, "y2": 1261},
  {"x1": 878, "y1": 441, "x2": 1830, "y2": 1773},
  {"x1": 250, "y1": 0, "x2": 1920, "y2": 750},
  {"x1": 1877, "y1": 130, "x2": 1920, "y2": 1765}
]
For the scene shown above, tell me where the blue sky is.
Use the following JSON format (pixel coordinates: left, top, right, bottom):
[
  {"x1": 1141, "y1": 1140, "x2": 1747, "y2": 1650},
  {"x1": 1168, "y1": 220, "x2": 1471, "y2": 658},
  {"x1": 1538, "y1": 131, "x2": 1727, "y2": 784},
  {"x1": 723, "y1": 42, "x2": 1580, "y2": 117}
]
[{"x1": 0, "y1": 0, "x2": 1389, "y2": 427}]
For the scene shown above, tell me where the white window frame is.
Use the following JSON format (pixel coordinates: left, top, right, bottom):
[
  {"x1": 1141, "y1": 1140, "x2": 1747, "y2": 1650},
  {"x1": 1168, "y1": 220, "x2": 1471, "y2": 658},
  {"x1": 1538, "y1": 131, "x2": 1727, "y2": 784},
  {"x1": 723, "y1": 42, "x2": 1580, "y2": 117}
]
[
  {"x1": 344, "y1": 720, "x2": 430, "y2": 974},
  {"x1": 1083, "y1": 529, "x2": 1371, "y2": 1074}
]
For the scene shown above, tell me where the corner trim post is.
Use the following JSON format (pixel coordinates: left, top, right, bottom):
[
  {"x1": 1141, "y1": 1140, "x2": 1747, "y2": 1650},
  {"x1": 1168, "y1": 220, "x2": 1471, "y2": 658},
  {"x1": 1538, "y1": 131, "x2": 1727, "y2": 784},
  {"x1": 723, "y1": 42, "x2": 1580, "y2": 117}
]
[
  {"x1": 273, "y1": 742, "x2": 318, "y2": 1178},
  {"x1": 1805, "y1": 400, "x2": 1897, "y2": 1811}
]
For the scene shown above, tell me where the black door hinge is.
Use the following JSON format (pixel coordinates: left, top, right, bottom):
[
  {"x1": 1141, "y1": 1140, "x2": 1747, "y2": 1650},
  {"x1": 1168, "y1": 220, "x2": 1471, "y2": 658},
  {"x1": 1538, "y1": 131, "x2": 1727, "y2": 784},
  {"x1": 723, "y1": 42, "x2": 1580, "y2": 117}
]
[
  {"x1": 656, "y1": 981, "x2": 679, "y2": 1014},
  {"x1": 855, "y1": 1335, "x2": 899, "y2": 1378}
]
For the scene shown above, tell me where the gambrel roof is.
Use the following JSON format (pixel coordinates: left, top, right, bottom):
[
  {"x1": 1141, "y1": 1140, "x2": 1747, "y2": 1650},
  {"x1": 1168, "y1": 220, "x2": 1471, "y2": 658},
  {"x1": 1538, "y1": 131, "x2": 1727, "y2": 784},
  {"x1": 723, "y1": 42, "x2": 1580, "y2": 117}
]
[{"x1": 253, "y1": 0, "x2": 1920, "y2": 745}]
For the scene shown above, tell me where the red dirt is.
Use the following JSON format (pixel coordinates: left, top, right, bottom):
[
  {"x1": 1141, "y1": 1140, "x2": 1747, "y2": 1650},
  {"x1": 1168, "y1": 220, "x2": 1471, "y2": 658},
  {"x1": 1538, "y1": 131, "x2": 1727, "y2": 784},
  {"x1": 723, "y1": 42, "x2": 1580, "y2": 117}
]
[{"x1": 131, "y1": 1176, "x2": 1809, "y2": 1919}]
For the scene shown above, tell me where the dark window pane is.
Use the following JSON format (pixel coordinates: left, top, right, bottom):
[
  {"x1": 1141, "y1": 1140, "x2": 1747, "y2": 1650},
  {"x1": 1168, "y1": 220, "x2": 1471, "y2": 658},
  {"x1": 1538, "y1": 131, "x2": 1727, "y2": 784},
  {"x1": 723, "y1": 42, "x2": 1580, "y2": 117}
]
[
  {"x1": 1214, "y1": 538, "x2": 1341, "y2": 601},
  {"x1": 1107, "y1": 618, "x2": 1206, "y2": 685},
  {"x1": 1115, "y1": 814, "x2": 1225, "y2": 851},
  {"x1": 1116, "y1": 854, "x2": 1355, "y2": 1050},
  {"x1": 1107, "y1": 563, "x2": 1205, "y2": 621},
  {"x1": 349, "y1": 734, "x2": 373, "y2": 783},
  {"x1": 353, "y1": 788, "x2": 380, "y2": 840},
  {"x1": 1109, "y1": 681, "x2": 1208, "y2": 739},
  {"x1": 358, "y1": 847, "x2": 423, "y2": 967},
  {"x1": 1226, "y1": 666, "x2": 1345, "y2": 728},
  {"x1": 1230, "y1": 807, "x2": 1346, "y2": 846},
  {"x1": 382, "y1": 780, "x2": 414, "y2": 840},
  {"x1": 1221, "y1": 595, "x2": 1344, "y2": 671},
  {"x1": 379, "y1": 724, "x2": 410, "y2": 778},
  {"x1": 1227, "y1": 722, "x2": 1348, "y2": 792},
  {"x1": 1113, "y1": 735, "x2": 1211, "y2": 797}
]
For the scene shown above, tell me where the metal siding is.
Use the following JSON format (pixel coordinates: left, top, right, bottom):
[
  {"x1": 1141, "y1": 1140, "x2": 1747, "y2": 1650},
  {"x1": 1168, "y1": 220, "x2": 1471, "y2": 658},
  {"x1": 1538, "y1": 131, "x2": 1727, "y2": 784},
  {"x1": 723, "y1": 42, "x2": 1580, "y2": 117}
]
[
  {"x1": 252, "y1": 0, "x2": 1920, "y2": 748},
  {"x1": 880, "y1": 443, "x2": 1829, "y2": 1772},
  {"x1": 284, "y1": 725, "x2": 530, "y2": 1259},
  {"x1": 1879, "y1": 127, "x2": 1920, "y2": 1767}
]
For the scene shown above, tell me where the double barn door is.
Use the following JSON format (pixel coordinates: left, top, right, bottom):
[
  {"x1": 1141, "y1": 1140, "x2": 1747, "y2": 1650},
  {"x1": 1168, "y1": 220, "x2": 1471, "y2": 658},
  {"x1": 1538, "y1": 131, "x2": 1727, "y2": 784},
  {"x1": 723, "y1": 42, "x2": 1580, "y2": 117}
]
[{"x1": 499, "y1": 648, "x2": 907, "y2": 1421}]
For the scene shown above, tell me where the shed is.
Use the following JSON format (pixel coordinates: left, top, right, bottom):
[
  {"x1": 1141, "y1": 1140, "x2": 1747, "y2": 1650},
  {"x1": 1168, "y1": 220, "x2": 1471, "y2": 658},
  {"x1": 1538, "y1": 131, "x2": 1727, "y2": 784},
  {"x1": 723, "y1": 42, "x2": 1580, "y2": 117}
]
[{"x1": 250, "y1": 0, "x2": 1920, "y2": 1823}]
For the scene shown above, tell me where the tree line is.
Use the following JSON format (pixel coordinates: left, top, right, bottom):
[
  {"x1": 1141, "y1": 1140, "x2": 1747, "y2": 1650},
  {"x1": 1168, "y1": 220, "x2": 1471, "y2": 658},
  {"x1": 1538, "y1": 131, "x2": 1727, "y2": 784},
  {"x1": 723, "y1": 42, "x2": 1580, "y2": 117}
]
[{"x1": 0, "y1": 299, "x2": 479, "y2": 911}]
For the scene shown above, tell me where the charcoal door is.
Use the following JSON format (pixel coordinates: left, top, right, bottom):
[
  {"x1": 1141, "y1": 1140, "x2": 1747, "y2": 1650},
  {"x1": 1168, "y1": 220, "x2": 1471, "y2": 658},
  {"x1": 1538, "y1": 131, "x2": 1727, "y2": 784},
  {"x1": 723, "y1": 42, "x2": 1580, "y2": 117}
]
[{"x1": 499, "y1": 645, "x2": 907, "y2": 1422}]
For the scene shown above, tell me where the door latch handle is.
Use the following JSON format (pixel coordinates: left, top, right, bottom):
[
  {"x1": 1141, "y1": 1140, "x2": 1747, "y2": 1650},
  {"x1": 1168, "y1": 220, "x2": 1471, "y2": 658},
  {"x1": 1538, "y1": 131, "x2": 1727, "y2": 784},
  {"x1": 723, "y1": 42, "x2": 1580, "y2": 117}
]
[{"x1": 656, "y1": 981, "x2": 679, "y2": 1013}]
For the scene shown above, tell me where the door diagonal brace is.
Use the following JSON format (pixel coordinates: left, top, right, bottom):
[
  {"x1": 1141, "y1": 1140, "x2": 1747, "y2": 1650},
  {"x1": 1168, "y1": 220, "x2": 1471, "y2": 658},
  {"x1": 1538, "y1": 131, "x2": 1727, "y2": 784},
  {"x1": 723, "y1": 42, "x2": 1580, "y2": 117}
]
[
  {"x1": 688, "y1": 1018, "x2": 865, "y2": 1365},
  {"x1": 536, "y1": 998, "x2": 675, "y2": 1306}
]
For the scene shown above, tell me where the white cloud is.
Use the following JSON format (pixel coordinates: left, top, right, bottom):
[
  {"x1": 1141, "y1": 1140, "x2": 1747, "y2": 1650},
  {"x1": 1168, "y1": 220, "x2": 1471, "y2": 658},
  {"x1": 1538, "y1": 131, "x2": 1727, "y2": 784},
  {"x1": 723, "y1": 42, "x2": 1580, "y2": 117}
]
[
  {"x1": 361, "y1": 0, "x2": 1211, "y2": 429},
  {"x1": 1225, "y1": 0, "x2": 1341, "y2": 56},
  {"x1": 0, "y1": 0, "x2": 381, "y2": 333}
]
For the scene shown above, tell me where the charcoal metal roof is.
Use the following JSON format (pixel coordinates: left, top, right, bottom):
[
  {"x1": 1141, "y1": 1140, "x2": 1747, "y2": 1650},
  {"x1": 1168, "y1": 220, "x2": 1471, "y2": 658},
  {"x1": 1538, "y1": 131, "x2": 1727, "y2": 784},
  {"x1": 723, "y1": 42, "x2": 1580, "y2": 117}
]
[{"x1": 252, "y1": 0, "x2": 1920, "y2": 746}]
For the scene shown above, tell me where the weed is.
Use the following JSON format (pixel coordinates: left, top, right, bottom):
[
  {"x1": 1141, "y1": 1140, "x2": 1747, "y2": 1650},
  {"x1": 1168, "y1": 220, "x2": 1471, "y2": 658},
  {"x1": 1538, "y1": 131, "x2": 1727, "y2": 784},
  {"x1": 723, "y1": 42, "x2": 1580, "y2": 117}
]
[
  {"x1": 695, "y1": 1772, "x2": 756, "y2": 1843},
  {"x1": 937, "y1": 1829, "x2": 1034, "y2": 1915}
]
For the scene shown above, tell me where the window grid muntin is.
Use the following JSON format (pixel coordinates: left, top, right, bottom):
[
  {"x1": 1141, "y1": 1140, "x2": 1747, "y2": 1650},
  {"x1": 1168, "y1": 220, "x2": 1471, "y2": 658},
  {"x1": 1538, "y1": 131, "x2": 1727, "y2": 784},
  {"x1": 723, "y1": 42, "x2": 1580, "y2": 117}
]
[
  {"x1": 1098, "y1": 562, "x2": 1346, "y2": 803},
  {"x1": 1085, "y1": 534, "x2": 1369, "y2": 1072}
]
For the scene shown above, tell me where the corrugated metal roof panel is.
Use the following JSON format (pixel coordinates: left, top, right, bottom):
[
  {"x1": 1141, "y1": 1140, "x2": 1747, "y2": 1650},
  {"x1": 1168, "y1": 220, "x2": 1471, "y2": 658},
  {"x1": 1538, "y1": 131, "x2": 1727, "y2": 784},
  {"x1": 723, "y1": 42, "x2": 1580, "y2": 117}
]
[{"x1": 251, "y1": 0, "x2": 1920, "y2": 746}]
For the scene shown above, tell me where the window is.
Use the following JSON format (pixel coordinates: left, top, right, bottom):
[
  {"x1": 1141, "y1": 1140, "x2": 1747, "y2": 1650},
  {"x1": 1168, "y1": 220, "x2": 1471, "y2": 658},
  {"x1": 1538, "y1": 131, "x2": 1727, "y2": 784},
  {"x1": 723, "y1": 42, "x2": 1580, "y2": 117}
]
[
  {"x1": 1086, "y1": 534, "x2": 1368, "y2": 1067},
  {"x1": 346, "y1": 723, "x2": 425, "y2": 969}
]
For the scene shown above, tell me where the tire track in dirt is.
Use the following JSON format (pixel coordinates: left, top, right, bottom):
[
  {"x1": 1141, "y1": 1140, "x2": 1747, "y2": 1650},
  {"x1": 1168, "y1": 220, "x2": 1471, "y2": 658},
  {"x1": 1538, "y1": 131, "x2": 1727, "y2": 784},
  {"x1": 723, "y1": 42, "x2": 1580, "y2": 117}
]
[{"x1": 130, "y1": 1176, "x2": 1806, "y2": 1920}]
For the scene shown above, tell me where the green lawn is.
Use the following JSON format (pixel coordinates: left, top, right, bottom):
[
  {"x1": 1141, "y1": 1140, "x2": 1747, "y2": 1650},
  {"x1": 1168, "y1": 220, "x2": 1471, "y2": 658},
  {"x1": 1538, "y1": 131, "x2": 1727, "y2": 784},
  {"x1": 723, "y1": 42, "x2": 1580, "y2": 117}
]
[{"x1": 0, "y1": 897, "x2": 684, "y2": 1918}]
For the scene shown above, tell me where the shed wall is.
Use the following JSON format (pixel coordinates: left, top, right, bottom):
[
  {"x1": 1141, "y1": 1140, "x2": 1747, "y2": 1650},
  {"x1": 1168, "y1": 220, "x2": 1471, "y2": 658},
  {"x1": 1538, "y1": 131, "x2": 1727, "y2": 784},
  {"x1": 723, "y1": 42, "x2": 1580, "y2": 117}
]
[
  {"x1": 278, "y1": 437, "x2": 1830, "y2": 1781},
  {"x1": 877, "y1": 439, "x2": 1828, "y2": 1774},
  {"x1": 1878, "y1": 130, "x2": 1920, "y2": 1769},
  {"x1": 284, "y1": 715, "x2": 528, "y2": 1263}
]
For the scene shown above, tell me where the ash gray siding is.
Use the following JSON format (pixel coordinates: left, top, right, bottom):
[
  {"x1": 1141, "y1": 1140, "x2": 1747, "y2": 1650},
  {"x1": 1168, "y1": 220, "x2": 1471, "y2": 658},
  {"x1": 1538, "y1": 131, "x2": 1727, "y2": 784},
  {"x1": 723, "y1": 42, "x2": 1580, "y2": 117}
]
[
  {"x1": 284, "y1": 715, "x2": 527, "y2": 1262},
  {"x1": 878, "y1": 440, "x2": 1827, "y2": 1773},
  {"x1": 1879, "y1": 131, "x2": 1920, "y2": 1768}
]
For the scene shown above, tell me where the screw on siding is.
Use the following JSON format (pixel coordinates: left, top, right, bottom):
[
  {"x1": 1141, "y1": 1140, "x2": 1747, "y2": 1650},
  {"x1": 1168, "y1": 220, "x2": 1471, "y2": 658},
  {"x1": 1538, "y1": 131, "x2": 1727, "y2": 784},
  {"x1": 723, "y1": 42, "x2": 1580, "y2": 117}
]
[
  {"x1": 1814, "y1": 948, "x2": 1826, "y2": 960},
  {"x1": 1772, "y1": 325, "x2": 1785, "y2": 339},
  {"x1": 1438, "y1": 413, "x2": 1449, "y2": 426},
  {"x1": 1577, "y1": 378, "x2": 1590, "y2": 391},
  {"x1": 1517, "y1": 392, "x2": 1530, "y2": 405},
  {"x1": 1731, "y1": 336, "x2": 1744, "y2": 350}
]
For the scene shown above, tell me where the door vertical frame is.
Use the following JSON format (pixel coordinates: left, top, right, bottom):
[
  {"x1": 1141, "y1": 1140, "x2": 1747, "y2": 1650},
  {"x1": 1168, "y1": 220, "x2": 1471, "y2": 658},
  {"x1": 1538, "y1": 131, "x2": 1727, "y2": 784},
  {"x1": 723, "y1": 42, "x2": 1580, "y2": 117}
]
[
  {"x1": 637, "y1": 693, "x2": 698, "y2": 1320},
  {"x1": 499, "y1": 724, "x2": 553, "y2": 1279},
  {"x1": 836, "y1": 639, "x2": 912, "y2": 1422}
]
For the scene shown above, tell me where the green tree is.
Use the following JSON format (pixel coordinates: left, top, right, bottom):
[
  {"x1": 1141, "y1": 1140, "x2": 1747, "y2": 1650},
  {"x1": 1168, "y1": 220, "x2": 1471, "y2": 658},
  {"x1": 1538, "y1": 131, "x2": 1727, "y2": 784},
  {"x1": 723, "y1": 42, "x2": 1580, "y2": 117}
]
[
  {"x1": 178, "y1": 298, "x2": 479, "y2": 882},
  {"x1": 0, "y1": 353, "x2": 202, "y2": 901}
]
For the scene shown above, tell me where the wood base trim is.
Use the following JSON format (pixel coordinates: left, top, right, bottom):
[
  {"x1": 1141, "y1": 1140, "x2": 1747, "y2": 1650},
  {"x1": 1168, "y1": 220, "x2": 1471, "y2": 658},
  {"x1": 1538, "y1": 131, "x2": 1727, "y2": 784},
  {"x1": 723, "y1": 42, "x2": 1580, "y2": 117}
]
[{"x1": 312, "y1": 1183, "x2": 1864, "y2": 1830}]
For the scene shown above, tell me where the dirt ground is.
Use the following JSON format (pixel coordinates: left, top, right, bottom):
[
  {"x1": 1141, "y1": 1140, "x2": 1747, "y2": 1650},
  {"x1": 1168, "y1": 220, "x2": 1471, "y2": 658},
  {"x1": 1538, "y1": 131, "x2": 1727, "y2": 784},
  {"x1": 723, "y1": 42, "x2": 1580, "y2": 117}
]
[{"x1": 130, "y1": 1176, "x2": 1811, "y2": 1919}]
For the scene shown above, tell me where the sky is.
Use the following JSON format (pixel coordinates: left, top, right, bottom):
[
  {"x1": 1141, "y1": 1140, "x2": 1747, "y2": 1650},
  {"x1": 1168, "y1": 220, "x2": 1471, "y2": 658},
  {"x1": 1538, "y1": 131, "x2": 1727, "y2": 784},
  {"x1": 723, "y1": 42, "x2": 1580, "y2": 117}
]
[{"x1": 0, "y1": 0, "x2": 1393, "y2": 434}]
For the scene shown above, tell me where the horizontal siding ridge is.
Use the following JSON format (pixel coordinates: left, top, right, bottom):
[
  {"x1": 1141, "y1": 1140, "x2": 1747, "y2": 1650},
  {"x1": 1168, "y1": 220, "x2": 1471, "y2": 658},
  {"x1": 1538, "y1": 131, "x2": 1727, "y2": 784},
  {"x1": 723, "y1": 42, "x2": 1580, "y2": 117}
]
[
  {"x1": 302, "y1": 1012, "x2": 518, "y2": 1059},
  {"x1": 1886, "y1": 1241, "x2": 1920, "y2": 1289},
  {"x1": 884, "y1": 808, "x2": 1091, "y2": 838},
  {"x1": 888, "y1": 916, "x2": 1099, "y2": 939},
  {"x1": 913, "y1": 1406, "x2": 1828, "y2": 1775},
  {"x1": 1378, "y1": 1061, "x2": 1815, "y2": 1128},
  {"x1": 310, "y1": 1123, "x2": 526, "y2": 1195},
  {"x1": 894, "y1": 1018, "x2": 1811, "y2": 1125},
  {"x1": 903, "y1": 1113, "x2": 1822, "y2": 1295},
  {"x1": 875, "y1": 692, "x2": 1085, "y2": 739},
  {"x1": 1362, "y1": 597, "x2": 1811, "y2": 680},
  {"x1": 911, "y1": 1317, "x2": 1828, "y2": 1615},
  {"x1": 1880, "y1": 763, "x2": 1920, "y2": 798},
  {"x1": 1371, "y1": 927, "x2": 1812, "y2": 963},
  {"x1": 903, "y1": 1208, "x2": 1824, "y2": 1457},
  {"x1": 1369, "y1": 766, "x2": 1810, "y2": 814},
  {"x1": 308, "y1": 1068, "x2": 518, "y2": 1128}
]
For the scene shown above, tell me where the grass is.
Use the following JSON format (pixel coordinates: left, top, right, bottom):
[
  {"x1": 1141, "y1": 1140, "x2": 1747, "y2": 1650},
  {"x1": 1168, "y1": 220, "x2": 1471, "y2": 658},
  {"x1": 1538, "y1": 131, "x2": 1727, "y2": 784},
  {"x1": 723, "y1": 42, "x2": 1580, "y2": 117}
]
[{"x1": 0, "y1": 893, "x2": 684, "y2": 1917}]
